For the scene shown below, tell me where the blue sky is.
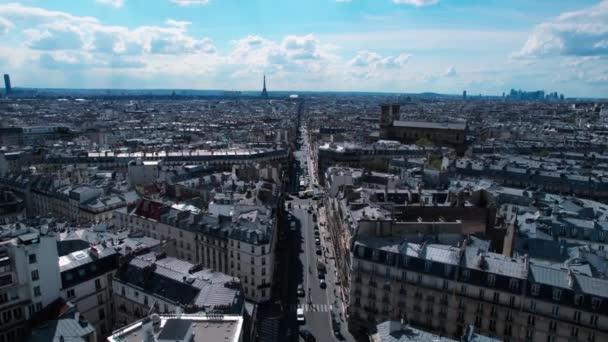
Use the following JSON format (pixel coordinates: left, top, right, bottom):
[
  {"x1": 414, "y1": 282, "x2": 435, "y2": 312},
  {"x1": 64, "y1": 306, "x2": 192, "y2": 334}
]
[{"x1": 0, "y1": 0, "x2": 607, "y2": 96}]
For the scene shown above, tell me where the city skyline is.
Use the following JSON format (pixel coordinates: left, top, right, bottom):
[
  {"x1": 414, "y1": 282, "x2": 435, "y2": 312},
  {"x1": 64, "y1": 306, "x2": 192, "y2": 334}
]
[{"x1": 0, "y1": 0, "x2": 607, "y2": 97}]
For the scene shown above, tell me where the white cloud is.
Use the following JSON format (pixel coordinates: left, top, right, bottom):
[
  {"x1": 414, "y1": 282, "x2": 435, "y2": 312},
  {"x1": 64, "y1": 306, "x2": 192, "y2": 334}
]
[
  {"x1": 165, "y1": 19, "x2": 191, "y2": 28},
  {"x1": 443, "y1": 65, "x2": 456, "y2": 77},
  {"x1": 0, "y1": 16, "x2": 12, "y2": 35},
  {"x1": 169, "y1": 0, "x2": 210, "y2": 6},
  {"x1": 96, "y1": 0, "x2": 124, "y2": 9},
  {"x1": 392, "y1": 0, "x2": 439, "y2": 7},
  {"x1": 0, "y1": 3, "x2": 216, "y2": 58},
  {"x1": 514, "y1": 0, "x2": 608, "y2": 58}
]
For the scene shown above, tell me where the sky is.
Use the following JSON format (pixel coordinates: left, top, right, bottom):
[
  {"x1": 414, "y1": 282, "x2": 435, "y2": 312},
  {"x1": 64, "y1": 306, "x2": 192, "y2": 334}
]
[{"x1": 0, "y1": 0, "x2": 607, "y2": 97}]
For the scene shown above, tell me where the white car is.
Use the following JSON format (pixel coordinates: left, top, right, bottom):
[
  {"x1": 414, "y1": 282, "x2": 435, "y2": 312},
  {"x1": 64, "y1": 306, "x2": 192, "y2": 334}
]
[{"x1": 297, "y1": 306, "x2": 305, "y2": 324}]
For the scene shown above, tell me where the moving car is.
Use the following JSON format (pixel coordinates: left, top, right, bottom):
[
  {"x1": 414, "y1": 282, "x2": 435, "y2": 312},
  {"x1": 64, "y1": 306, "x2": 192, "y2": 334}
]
[
  {"x1": 319, "y1": 279, "x2": 327, "y2": 289},
  {"x1": 297, "y1": 306, "x2": 305, "y2": 324}
]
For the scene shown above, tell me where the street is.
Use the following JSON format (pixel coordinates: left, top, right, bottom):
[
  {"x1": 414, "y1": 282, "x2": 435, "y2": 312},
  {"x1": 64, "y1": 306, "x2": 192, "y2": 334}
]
[{"x1": 278, "y1": 123, "x2": 355, "y2": 342}]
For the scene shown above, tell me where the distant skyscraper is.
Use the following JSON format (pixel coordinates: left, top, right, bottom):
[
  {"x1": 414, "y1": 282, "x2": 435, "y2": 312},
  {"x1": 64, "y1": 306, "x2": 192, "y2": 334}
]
[
  {"x1": 3, "y1": 74, "x2": 11, "y2": 95},
  {"x1": 261, "y1": 75, "x2": 268, "y2": 98},
  {"x1": 462, "y1": 90, "x2": 467, "y2": 100}
]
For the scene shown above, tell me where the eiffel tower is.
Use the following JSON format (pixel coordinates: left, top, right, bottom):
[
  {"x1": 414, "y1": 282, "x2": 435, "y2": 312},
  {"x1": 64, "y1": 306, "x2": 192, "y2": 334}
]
[{"x1": 261, "y1": 75, "x2": 269, "y2": 98}]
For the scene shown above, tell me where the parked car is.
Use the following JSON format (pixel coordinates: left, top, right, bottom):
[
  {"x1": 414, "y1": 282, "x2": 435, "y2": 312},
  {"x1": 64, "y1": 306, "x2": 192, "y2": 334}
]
[
  {"x1": 316, "y1": 248, "x2": 322, "y2": 256},
  {"x1": 299, "y1": 330, "x2": 316, "y2": 342},
  {"x1": 297, "y1": 284, "x2": 305, "y2": 297},
  {"x1": 319, "y1": 279, "x2": 327, "y2": 289}
]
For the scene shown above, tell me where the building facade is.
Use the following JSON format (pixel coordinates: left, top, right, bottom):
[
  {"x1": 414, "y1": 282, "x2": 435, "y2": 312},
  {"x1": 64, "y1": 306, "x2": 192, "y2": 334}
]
[{"x1": 348, "y1": 238, "x2": 608, "y2": 342}]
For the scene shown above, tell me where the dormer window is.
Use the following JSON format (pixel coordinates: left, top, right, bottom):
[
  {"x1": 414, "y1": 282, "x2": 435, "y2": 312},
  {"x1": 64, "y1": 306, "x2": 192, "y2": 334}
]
[
  {"x1": 592, "y1": 297, "x2": 601, "y2": 310},
  {"x1": 552, "y1": 288, "x2": 562, "y2": 301},
  {"x1": 487, "y1": 274, "x2": 496, "y2": 286},
  {"x1": 509, "y1": 279, "x2": 519, "y2": 292},
  {"x1": 531, "y1": 284, "x2": 540, "y2": 296}
]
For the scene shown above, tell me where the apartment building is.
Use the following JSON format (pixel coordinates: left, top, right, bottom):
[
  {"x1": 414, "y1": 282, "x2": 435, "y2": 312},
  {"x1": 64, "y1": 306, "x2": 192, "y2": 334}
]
[
  {"x1": 348, "y1": 235, "x2": 608, "y2": 342},
  {"x1": 0, "y1": 225, "x2": 62, "y2": 342},
  {"x1": 112, "y1": 252, "x2": 243, "y2": 328},
  {"x1": 121, "y1": 188, "x2": 278, "y2": 303},
  {"x1": 58, "y1": 243, "x2": 120, "y2": 336}
]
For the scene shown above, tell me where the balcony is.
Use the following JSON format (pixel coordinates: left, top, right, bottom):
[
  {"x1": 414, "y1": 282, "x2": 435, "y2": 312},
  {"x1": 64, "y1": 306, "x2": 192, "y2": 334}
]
[
  {"x1": 369, "y1": 281, "x2": 377, "y2": 288},
  {"x1": 383, "y1": 284, "x2": 391, "y2": 292},
  {"x1": 439, "y1": 298, "x2": 449, "y2": 305},
  {"x1": 398, "y1": 288, "x2": 407, "y2": 295},
  {"x1": 368, "y1": 293, "x2": 377, "y2": 300},
  {"x1": 438, "y1": 311, "x2": 448, "y2": 319},
  {"x1": 382, "y1": 297, "x2": 390, "y2": 304}
]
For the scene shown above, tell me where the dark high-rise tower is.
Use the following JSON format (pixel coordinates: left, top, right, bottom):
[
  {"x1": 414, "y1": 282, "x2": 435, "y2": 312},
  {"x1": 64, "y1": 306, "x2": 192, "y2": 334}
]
[
  {"x1": 261, "y1": 75, "x2": 268, "y2": 98},
  {"x1": 3, "y1": 74, "x2": 11, "y2": 95}
]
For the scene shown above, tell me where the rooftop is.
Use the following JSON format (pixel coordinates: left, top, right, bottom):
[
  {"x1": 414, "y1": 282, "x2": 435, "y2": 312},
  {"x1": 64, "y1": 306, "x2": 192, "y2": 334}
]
[{"x1": 107, "y1": 314, "x2": 243, "y2": 342}]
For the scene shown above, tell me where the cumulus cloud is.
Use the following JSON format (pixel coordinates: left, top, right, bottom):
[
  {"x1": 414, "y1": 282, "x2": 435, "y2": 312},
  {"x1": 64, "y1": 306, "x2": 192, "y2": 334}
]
[
  {"x1": 227, "y1": 34, "x2": 339, "y2": 78},
  {"x1": 0, "y1": 2, "x2": 216, "y2": 60},
  {"x1": 0, "y1": 16, "x2": 13, "y2": 35},
  {"x1": 514, "y1": 0, "x2": 608, "y2": 58},
  {"x1": 392, "y1": 0, "x2": 439, "y2": 7},
  {"x1": 96, "y1": 0, "x2": 124, "y2": 9},
  {"x1": 348, "y1": 51, "x2": 409, "y2": 69},
  {"x1": 169, "y1": 0, "x2": 210, "y2": 6}
]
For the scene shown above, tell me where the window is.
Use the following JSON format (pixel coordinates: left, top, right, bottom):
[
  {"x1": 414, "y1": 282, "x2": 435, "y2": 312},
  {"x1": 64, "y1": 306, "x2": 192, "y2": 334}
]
[
  {"x1": 34, "y1": 286, "x2": 41, "y2": 297},
  {"x1": 462, "y1": 270, "x2": 470, "y2": 280},
  {"x1": 592, "y1": 297, "x2": 601, "y2": 310},
  {"x1": 2, "y1": 310, "x2": 11, "y2": 323},
  {"x1": 121, "y1": 286, "x2": 125, "y2": 296},
  {"x1": 551, "y1": 305, "x2": 559, "y2": 316},
  {"x1": 575, "y1": 294, "x2": 583, "y2": 306},
  {"x1": 487, "y1": 274, "x2": 496, "y2": 286},
  {"x1": 531, "y1": 284, "x2": 540, "y2": 296},
  {"x1": 552, "y1": 288, "x2": 562, "y2": 301},
  {"x1": 460, "y1": 285, "x2": 467, "y2": 295},
  {"x1": 99, "y1": 308, "x2": 105, "y2": 320},
  {"x1": 35, "y1": 302, "x2": 42, "y2": 311},
  {"x1": 489, "y1": 319, "x2": 496, "y2": 332},
  {"x1": 571, "y1": 327, "x2": 579, "y2": 337},
  {"x1": 479, "y1": 289, "x2": 485, "y2": 299},
  {"x1": 425, "y1": 260, "x2": 432, "y2": 272},
  {"x1": 31, "y1": 270, "x2": 39, "y2": 281},
  {"x1": 590, "y1": 314, "x2": 598, "y2": 326},
  {"x1": 588, "y1": 332, "x2": 596, "y2": 342},
  {"x1": 493, "y1": 292, "x2": 499, "y2": 302},
  {"x1": 527, "y1": 315, "x2": 535, "y2": 326},
  {"x1": 548, "y1": 320, "x2": 557, "y2": 332},
  {"x1": 95, "y1": 279, "x2": 101, "y2": 290},
  {"x1": 67, "y1": 289, "x2": 75, "y2": 298},
  {"x1": 573, "y1": 310, "x2": 581, "y2": 322},
  {"x1": 28, "y1": 254, "x2": 37, "y2": 264},
  {"x1": 509, "y1": 278, "x2": 519, "y2": 291},
  {"x1": 97, "y1": 294, "x2": 103, "y2": 305}
]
